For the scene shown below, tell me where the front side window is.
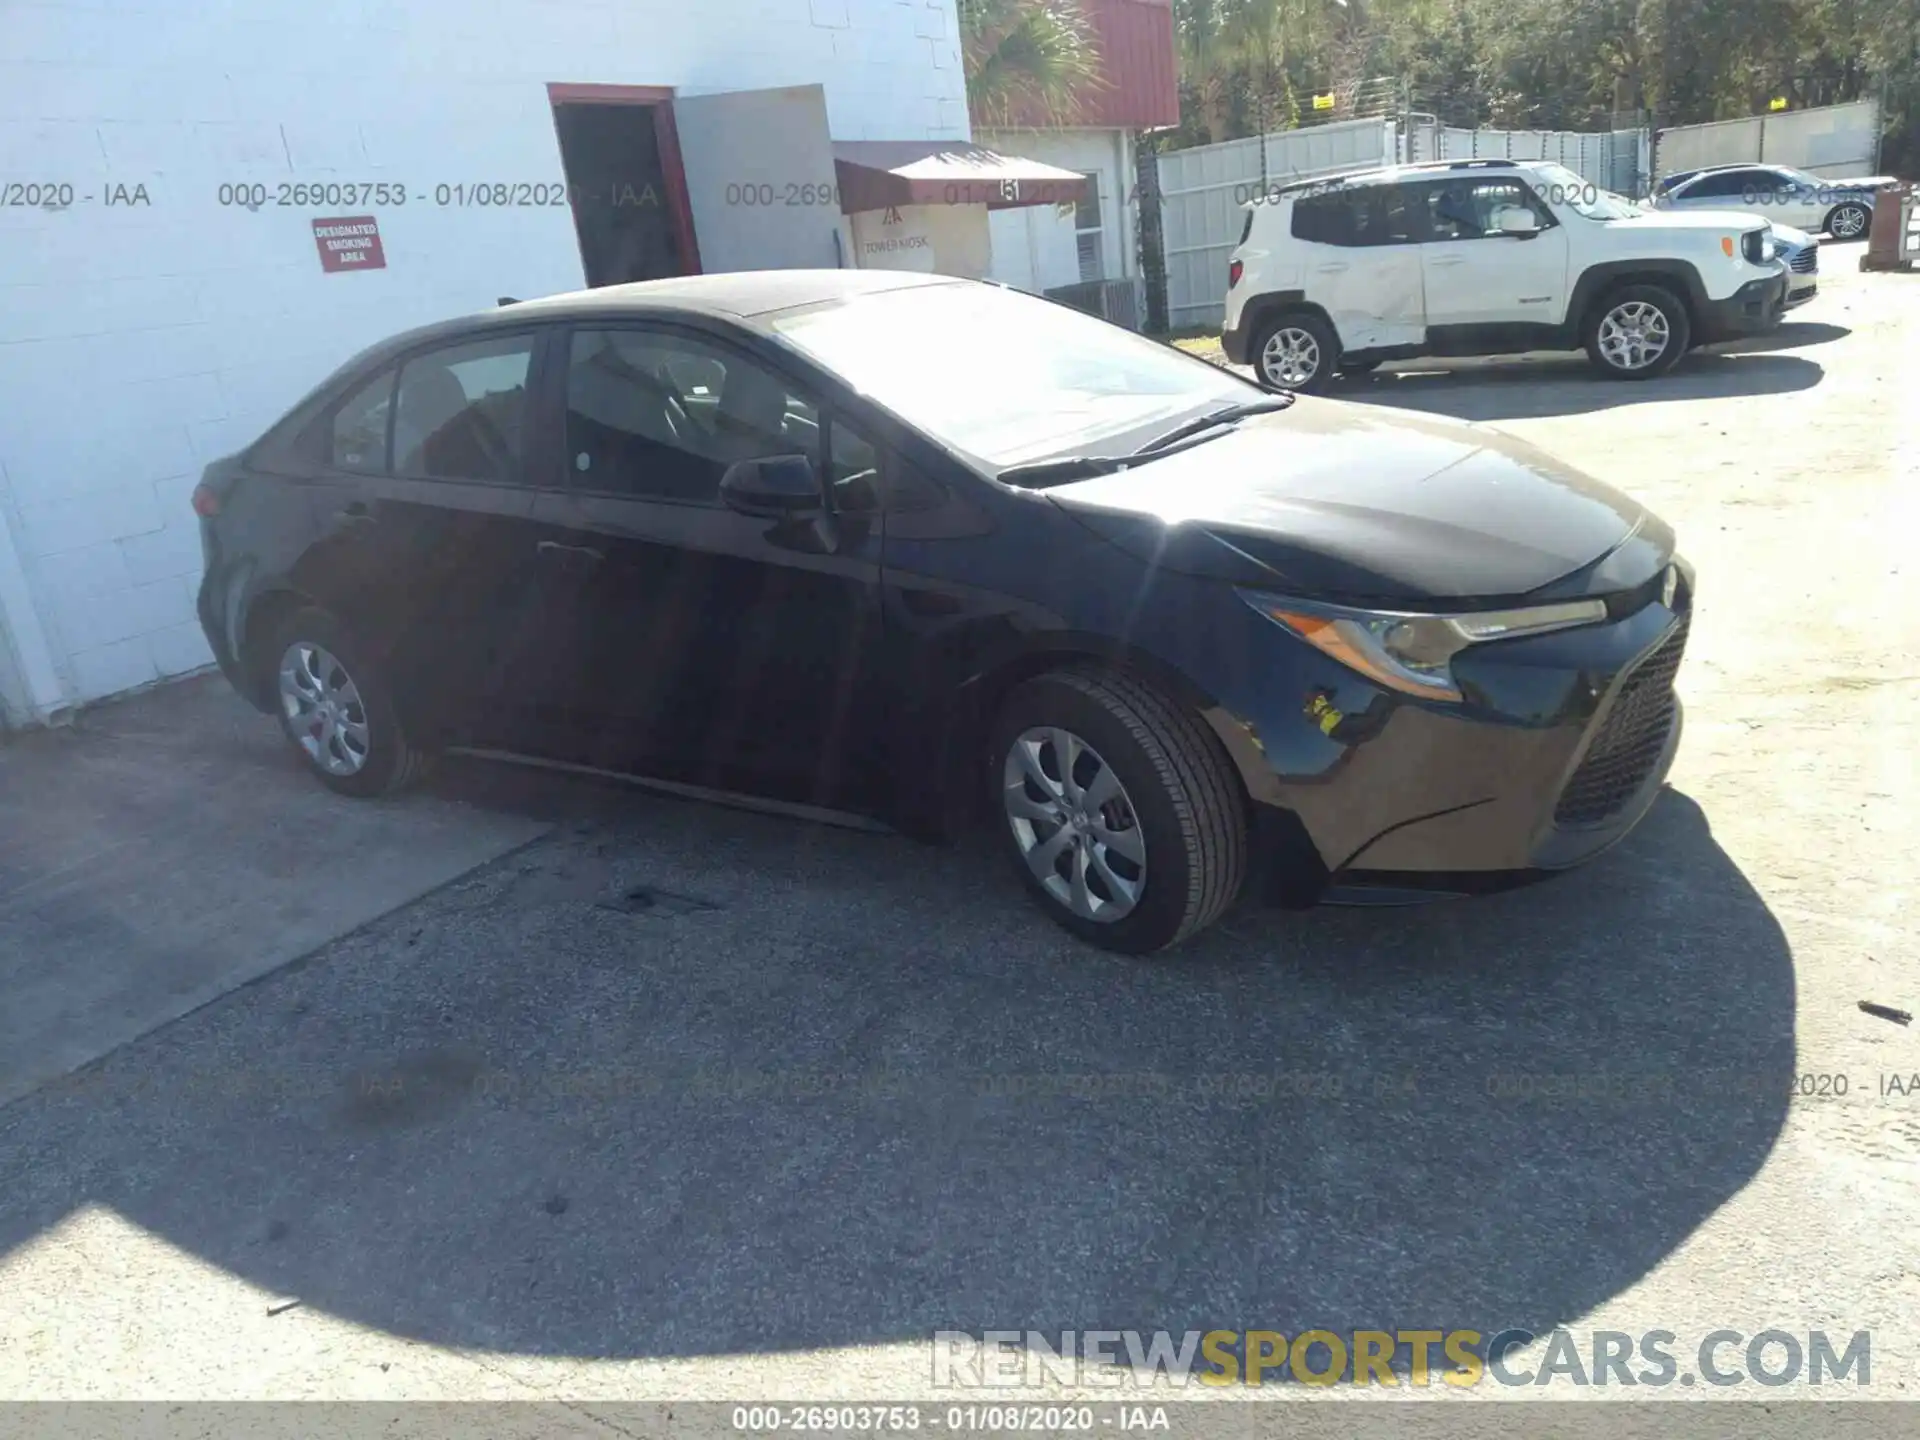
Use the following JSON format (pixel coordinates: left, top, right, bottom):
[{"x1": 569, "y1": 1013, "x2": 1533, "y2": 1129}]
[
  {"x1": 328, "y1": 369, "x2": 396, "y2": 474},
  {"x1": 1680, "y1": 170, "x2": 1757, "y2": 200},
  {"x1": 565, "y1": 329, "x2": 823, "y2": 504},
  {"x1": 769, "y1": 280, "x2": 1253, "y2": 470},
  {"x1": 1420, "y1": 178, "x2": 1552, "y2": 240},
  {"x1": 393, "y1": 334, "x2": 535, "y2": 483}
]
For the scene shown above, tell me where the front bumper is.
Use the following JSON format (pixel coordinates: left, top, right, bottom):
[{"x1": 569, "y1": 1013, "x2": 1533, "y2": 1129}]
[
  {"x1": 1696, "y1": 271, "x2": 1788, "y2": 342},
  {"x1": 1235, "y1": 568, "x2": 1695, "y2": 904}
]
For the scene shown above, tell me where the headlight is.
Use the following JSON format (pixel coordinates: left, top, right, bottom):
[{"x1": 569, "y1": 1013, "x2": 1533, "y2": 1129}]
[{"x1": 1239, "y1": 592, "x2": 1610, "y2": 702}]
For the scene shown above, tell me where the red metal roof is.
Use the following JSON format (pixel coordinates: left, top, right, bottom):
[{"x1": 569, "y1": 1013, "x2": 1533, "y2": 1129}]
[{"x1": 997, "y1": 0, "x2": 1179, "y2": 131}]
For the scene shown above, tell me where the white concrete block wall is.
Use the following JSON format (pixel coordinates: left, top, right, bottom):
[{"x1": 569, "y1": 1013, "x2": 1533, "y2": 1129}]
[{"x1": 0, "y1": 0, "x2": 967, "y2": 719}]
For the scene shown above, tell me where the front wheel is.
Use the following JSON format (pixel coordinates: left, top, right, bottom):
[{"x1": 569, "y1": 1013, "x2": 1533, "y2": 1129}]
[
  {"x1": 1825, "y1": 201, "x2": 1871, "y2": 240},
  {"x1": 990, "y1": 667, "x2": 1247, "y2": 953},
  {"x1": 1584, "y1": 285, "x2": 1690, "y2": 381},
  {"x1": 1253, "y1": 312, "x2": 1337, "y2": 393},
  {"x1": 266, "y1": 606, "x2": 431, "y2": 797}
]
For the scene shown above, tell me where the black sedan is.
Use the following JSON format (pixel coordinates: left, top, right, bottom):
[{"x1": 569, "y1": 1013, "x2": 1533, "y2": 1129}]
[{"x1": 194, "y1": 270, "x2": 1691, "y2": 952}]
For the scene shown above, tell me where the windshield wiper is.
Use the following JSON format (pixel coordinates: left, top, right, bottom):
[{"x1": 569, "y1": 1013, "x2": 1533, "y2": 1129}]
[
  {"x1": 995, "y1": 455, "x2": 1132, "y2": 489},
  {"x1": 1133, "y1": 396, "x2": 1295, "y2": 456}
]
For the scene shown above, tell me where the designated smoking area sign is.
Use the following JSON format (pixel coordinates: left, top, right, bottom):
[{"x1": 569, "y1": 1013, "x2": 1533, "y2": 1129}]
[{"x1": 311, "y1": 216, "x2": 388, "y2": 273}]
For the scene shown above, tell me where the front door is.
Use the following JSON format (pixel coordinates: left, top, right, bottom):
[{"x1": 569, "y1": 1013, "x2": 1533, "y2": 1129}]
[
  {"x1": 532, "y1": 323, "x2": 886, "y2": 808},
  {"x1": 1413, "y1": 175, "x2": 1571, "y2": 335}
]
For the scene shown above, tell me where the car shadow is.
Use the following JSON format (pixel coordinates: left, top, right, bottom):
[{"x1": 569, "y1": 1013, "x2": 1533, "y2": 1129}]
[
  {"x1": 0, "y1": 765, "x2": 1794, "y2": 1373},
  {"x1": 1333, "y1": 350, "x2": 1824, "y2": 423},
  {"x1": 1709, "y1": 319, "x2": 1851, "y2": 355}
]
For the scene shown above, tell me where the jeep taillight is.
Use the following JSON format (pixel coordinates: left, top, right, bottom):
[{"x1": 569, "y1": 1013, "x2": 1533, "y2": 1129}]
[{"x1": 1229, "y1": 259, "x2": 1244, "y2": 288}]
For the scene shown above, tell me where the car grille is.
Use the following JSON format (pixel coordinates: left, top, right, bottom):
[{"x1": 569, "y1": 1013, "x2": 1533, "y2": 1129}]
[
  {"x1": 1788, "y1": 246, "x2": 1818, "y2": 274},
  {"x1": 1554, "y1": 616, "x2": 1690, "y2": 827}
]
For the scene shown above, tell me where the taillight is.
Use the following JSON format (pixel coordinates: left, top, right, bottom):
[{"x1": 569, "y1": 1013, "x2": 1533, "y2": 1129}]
[
  {"x1": 191, "y1": 482, "x2": 221, "y2": 517},
  {"x1": 1228, "y1": 259, "x2": 1244, "y2": 288}
]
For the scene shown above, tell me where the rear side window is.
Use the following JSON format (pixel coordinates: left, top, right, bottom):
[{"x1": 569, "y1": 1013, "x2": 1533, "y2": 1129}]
[
  {"x1": 394, "y1": 333, "x2": 536, "y2": 484},
  {"x1": 327, "y1": 369, "x2": 396, "y2": 474},
  {"x1": 1291, "y1": 191, "x2": 1357, "y2": 245},
  {"x1": 1291, "y1": 186, "x2": 1415, "y2": 247},
  {"x1": 1239, "y1": 208, "x2": 1255, "y2": 245}
]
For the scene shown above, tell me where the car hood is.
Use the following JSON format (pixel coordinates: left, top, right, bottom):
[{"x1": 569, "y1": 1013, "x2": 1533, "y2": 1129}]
[
  {"x1": 1613, "y1": 208, "x2": 1768, "y2": 231},
  {"x1": 1045, "y1": 401, "x2": 1672, "y2": 605}
]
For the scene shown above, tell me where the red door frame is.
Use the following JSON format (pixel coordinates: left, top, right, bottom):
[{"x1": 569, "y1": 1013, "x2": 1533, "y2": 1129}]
[{"x1": 545, "y1": 82, "x2": 704, "y2": 276}]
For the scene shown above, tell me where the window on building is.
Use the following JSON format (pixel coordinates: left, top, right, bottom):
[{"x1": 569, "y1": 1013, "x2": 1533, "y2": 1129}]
[
  {"x1": 565, "y1": 329, "x2": 824, "y2": 505},
  {"x1": 1075, "y1": 172, "x2": 1105, "y2": 282},
  {"x1": 326, "y1": 369, "x2": 397, "y2": 474},
  {"x1": 393, "y1": 334, "x2": 535, "y2": 484}
]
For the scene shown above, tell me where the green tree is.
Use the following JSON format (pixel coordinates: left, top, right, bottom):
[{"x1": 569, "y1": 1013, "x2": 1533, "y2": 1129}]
[{"x1": 960, "y1": 0, "x2": 1108, "y2": 126}]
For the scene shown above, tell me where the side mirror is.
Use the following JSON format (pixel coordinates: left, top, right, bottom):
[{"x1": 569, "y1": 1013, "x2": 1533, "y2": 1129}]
[
  {"x1": 1495, "y1": 206, "x2": 1541, "y2": 238},
  {"x1": 719, "y1": 454, "x2": 823, "y2": 518}
]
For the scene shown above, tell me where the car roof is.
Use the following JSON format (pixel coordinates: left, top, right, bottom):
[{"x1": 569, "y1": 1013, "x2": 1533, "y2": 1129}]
[
  {"x1": 1249, "y1": 157, "x2": 1551, "y2": 203},
  {"x1": 364, "y1": 270, "x2": 969, "y2": 358}
]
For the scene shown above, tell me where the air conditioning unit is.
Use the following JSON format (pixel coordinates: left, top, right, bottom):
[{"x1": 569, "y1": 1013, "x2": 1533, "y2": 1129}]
[{"x1": 1042, "y1": 277, "x2": 1146, "y2": 332}]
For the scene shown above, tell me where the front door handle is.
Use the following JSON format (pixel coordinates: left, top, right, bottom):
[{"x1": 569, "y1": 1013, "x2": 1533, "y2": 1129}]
[
  {"x1": 536, "y1": 540, "x2": 604, "y2": 565},
  {"x1": 1428, "y1": 255, "x2": 1467, "y2": 267},
  {"x1": 1314, "y1": 262, "x2": 1351, "y2": 273}
]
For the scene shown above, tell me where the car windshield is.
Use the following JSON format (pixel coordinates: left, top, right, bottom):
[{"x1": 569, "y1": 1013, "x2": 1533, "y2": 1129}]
[
  {"x1": 1536, "y1": 164, "x2": 1641, "y2": 221},
  {"x1": 769, "y1": 282, "x2": 1255, "y2": 470}
]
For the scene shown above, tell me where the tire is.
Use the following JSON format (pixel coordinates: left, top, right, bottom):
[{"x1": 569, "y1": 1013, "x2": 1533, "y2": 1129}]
[
  {"x1": 1584, "y1": 284, "x2": 1690, "y2": 381},
  {"x1": 264, "y1": 605, "x2": 430, "y2": 797},
  {"x1": 1339, "y1": 358, "x2": 1382, "y2": 377},
  {"x1": 989, "y1": 666, "x2": 1248, "y2": 953},
  {"x1": 1825, "y1": 201, "x2": 1870, "y2": 241},
  {"x1": 1252, "y1": 311, "x2": 1337, "y2": 394}
]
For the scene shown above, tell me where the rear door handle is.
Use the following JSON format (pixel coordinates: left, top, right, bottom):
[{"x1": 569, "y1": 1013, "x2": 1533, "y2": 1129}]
[
  {"x1": 536, "y1": 540, "x2": 604, "y2": 565},
  {"x1": 1314, "y1": 262, "x2": 1350, "y2": 273},
  {"x1": 1429, "y1": 255, "x2": 1467, "y2": 267}
]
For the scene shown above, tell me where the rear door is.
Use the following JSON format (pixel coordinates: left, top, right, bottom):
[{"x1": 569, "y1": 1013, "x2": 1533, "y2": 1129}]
[
  {"x1": 532, "y1": 321, "x2": 887, "y2": 808},
  {"x1": 291, "y1": 328, "x2": 581, "y2": 750},
  {"x1": 1291, "y1": 185, "x2": 1424, "y2": 350},
  {"x1": 1413, "y1": 175, "x2": 1570, "y2": 332}
]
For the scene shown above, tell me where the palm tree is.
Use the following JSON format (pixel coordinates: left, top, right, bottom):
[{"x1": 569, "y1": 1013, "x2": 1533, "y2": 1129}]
[{"x1": 959, "y1": 0, "x2": 1108, "y2": 127}]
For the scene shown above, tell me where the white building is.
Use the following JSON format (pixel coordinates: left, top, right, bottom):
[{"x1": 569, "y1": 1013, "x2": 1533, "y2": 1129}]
[{"x1": 0, "y1": 0, "x2": 1174, "y2": 725}]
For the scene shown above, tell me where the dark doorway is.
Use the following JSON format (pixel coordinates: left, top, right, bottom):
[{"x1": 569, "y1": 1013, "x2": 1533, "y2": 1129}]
[{"x1": 551, "y1": 92, "x2": 700, "y2": 286}]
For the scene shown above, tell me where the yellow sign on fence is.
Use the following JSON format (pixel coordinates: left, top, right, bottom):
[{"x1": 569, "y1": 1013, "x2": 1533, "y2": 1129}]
[
  {"x1": 1312, "y1": 93, "x2": 1336, "y2": 111},
  {"x1": 1769, "y1": 96, "x2": 1789, "y2": 111}
]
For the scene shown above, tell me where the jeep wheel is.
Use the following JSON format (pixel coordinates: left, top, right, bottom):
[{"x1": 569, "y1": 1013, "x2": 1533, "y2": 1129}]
[
  {"x1": 1825, "y1": 202, "x2": 1870, "y2": 241},
  {"x1": 1585, "y1": 285, "x2": 1690, "y2": 381},
  {"x1": 1253, "y1": 312, "x2": 1336, "y2": 394}
]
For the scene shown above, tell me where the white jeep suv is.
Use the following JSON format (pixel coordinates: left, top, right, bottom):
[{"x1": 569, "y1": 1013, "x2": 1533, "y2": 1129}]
[{"x1": 1223, "y1": 159, "x2": 1790, "y2": 391}]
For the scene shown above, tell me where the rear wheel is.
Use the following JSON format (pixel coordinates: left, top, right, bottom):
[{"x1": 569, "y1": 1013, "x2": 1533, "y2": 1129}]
[
  {"x1": 1825, "y1": 201, "x2": 1870, "y2": 240},
  {"x1": 266, "y1": 606, "x2": 430, "y2": 797},
  {"x1": 1253, "y1": 311, "x2": 1336, "y2": 394},
  {"x1": 1584, "y1": 285, "x2": 1690, "y2": 380},
  {"x1": 990, "y1": 667, "x2": 1247, "y2": 953}
]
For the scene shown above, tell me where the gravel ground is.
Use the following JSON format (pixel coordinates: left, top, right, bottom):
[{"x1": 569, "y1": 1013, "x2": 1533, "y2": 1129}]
[{"x1": 1, "y1": 263, "x2": 1916, "y2": 1406}]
